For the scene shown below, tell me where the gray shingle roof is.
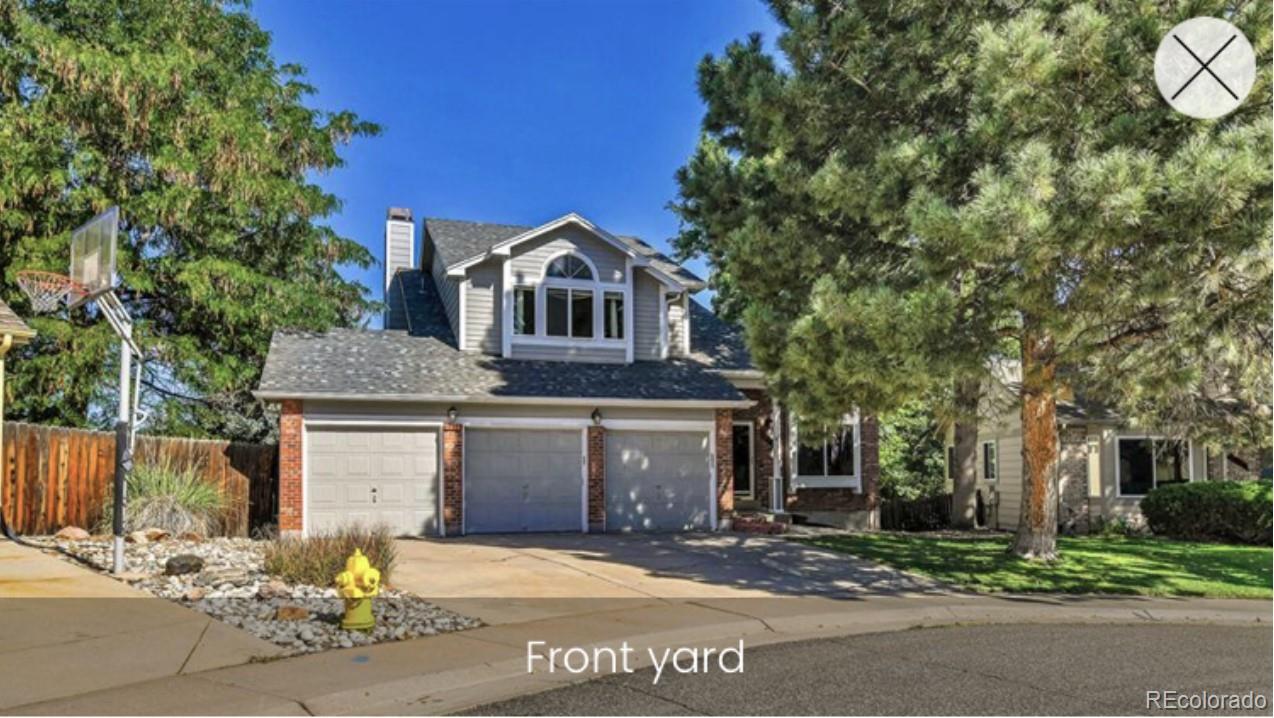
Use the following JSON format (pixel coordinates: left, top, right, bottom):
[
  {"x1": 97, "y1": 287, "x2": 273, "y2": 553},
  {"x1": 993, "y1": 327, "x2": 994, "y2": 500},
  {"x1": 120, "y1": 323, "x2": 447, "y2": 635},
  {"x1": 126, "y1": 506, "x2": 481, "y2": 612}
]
[
  {"x1": 424, "y1": 218, "x2": 533, "y2": 270},
  {"x1": 1005, "y1": 381, "x2": 1121, "y2": 425},
  {"x1": 0, "y1": 299, "x2": 34, "y2": 342},
  {"x1": 687, "y1": 301, "x2": 754, "y2": 371},
  {"x1": 424, "y1": 217, "x2": 705, "y2": 289},
  {"x1": 257, "y1": 270, "x2": 747, "y2": 404}
]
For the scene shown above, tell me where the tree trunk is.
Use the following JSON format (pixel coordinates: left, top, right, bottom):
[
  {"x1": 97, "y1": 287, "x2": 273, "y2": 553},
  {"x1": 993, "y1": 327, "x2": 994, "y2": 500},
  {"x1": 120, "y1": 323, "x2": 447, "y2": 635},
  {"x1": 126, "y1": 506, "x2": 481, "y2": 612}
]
[
  {"x1": 950, "y1": 378, "x2": 980, "y2": 529},
  {"x1": 1011, "y1": 327, "x2": 1060, "y2": 560}
]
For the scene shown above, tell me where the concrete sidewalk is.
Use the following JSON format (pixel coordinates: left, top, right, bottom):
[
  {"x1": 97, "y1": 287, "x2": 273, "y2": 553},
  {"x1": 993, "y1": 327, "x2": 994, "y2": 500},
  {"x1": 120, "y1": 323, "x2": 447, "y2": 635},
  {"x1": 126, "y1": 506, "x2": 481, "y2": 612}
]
[
  {"x1": 0, "y1": 539, "x2": 281, "y2": 710},
  {"x1": 8, "y1": 587, "x2": 1268, "y2": 716}
]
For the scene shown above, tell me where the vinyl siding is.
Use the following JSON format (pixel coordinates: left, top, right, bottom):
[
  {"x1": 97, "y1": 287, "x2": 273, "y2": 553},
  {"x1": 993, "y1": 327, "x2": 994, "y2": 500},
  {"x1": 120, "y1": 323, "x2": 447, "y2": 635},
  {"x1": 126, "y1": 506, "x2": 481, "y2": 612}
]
[
  {"x1": 430, "y1": 251, "x2": 460, "y2": 340},
  {"x1": 386, "y1": 221, "x2": 413, "y2": 281},
  {"x1": 304, "y1": 400, "x2": 714, "y2": 422},
  {"x1": 465, "y1": 260, "x2": 502, "y2": 353},
  {"x1": 509, "y1": 225, "x2": 626, "y2": 285},
  {"x1": 633, "y1": 271, "x2": 663, "y2": 360},
  {"x1": 668, "y1": 301, "x2": 685, "y2": 357},
  {"x1": 509, "y1": 343, "x2": 626, "y2": 363}
]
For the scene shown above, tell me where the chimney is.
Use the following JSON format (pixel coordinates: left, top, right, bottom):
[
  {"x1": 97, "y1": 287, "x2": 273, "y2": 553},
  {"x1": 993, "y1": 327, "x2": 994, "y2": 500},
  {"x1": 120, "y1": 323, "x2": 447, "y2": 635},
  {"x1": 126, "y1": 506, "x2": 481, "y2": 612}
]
[{"x1": 384, "y1": 207, "x2": 415, "y2": 292}]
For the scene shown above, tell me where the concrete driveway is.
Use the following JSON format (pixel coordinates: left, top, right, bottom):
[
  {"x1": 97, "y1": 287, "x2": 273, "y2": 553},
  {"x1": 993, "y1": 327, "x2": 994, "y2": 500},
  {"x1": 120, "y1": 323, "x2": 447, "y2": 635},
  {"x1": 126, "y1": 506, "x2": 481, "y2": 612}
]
[
  {"x1": 392, "y1": 533, "x2": 944, "y2": 624},
  {"x1": 0, "y1": 539, "x2": 280, "y2": 711}
]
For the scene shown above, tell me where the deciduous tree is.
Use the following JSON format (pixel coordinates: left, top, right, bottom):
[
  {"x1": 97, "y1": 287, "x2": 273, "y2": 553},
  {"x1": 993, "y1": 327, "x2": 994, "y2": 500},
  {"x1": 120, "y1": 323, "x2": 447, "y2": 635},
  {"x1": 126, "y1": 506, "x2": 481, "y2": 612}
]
[{"x1": 0, "y1": 0, "x2": 379, "y2": 440}]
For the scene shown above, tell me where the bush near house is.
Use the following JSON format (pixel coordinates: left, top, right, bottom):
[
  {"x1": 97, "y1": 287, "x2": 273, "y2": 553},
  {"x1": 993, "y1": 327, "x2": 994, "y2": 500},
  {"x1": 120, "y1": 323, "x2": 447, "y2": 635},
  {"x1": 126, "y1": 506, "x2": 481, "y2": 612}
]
[
  {"x1": 263, "y1": 525, "x2": 398, "y2": 586},
  {"x1": 1140, "y1": 481, "x2": 1273, "y2": 545}
]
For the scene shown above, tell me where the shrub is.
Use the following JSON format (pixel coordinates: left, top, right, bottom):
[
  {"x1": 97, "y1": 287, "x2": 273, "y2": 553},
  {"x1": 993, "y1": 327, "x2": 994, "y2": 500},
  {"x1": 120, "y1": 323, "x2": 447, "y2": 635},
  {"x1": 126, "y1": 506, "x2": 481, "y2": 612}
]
[
  {"x1": 98, "y1": 456, "x2": 227, "y2": 535},
  {"x1": 1092, "y1": 514, "x2": 1148, "y2": 538},
  {"x1": 1140, "y1": 481, "x2": 1273, "y2": 545},
  {"x1": 263, "y1": 524, "x2": 398, "y2": 586}
]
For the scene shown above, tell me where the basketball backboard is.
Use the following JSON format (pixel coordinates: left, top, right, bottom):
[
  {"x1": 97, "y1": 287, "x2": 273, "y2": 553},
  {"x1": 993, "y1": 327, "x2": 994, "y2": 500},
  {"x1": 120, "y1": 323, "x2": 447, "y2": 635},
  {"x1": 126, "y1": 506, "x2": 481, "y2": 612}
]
[{"x1": 69, "y1": 206, "x2": 118, "y2": 307}]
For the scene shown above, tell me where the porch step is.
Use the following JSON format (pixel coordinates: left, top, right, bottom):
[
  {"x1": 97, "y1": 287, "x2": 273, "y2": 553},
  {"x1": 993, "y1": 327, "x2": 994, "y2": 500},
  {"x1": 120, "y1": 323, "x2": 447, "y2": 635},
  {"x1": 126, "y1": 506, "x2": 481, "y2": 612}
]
[{"x1": 731, "y1": 512, "x2": 790, "y2": 535}]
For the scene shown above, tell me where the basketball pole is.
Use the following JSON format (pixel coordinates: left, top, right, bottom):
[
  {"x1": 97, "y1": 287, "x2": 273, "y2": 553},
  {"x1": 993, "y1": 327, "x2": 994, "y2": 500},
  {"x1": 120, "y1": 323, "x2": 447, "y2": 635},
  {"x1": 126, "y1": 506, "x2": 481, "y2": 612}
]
[{"x1": 97, "y1": 290, "x2": 139, "y2": 575}]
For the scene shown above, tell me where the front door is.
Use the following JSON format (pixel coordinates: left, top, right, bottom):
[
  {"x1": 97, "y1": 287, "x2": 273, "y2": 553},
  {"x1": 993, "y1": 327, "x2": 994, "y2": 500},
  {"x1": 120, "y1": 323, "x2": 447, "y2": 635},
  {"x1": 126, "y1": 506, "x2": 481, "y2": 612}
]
[{"x1": 732, "y1": 422, "x2": 752, "y2": 498}]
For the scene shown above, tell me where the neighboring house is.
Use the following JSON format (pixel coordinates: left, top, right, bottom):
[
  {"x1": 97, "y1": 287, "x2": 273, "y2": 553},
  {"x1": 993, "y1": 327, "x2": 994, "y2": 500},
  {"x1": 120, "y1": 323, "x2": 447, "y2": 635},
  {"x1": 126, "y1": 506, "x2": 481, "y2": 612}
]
[
  {"x1": 947, "y1": 363, "x2": 1271, "y2": 533},
  {"x1": 256, "y1": 208, "x2": 879, "y2": 536}
]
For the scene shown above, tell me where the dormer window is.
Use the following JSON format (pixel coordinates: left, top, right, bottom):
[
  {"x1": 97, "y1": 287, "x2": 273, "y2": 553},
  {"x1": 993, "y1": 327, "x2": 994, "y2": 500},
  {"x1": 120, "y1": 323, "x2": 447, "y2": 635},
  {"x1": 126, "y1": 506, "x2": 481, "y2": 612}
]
[
  {"x1": 503, "y1": 247, "x2": 630, "y2": 359},
  {"x1": 546, "y1": 255, "x2": 593, "y2": 280}
]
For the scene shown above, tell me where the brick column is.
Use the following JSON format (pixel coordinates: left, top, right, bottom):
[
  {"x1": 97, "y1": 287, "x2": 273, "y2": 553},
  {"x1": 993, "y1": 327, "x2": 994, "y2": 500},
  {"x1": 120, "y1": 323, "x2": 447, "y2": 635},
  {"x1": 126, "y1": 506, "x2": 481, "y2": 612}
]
[
  {"x1": 587, "y1": 426, "x2": 606, "y2": 532},
  {"x1": 278, "y1": 399, "x2": 304, "y2": 536},
  {"x1": 715, "y1": 409, "x2": 734, "y2": 526},
  {"x1": 442, "y1": 422, "x2": 464, "y2": 535},
  {"x1": 860, "y1": 414, "x2": 880, "y2": 513}
]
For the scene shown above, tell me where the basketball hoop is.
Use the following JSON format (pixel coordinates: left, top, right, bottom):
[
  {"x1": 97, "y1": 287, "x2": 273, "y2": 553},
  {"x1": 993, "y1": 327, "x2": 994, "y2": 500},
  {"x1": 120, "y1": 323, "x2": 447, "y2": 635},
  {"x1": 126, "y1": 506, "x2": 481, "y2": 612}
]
[{"x1": 16, "y1": 270, "x2": 84, "y2": 314}]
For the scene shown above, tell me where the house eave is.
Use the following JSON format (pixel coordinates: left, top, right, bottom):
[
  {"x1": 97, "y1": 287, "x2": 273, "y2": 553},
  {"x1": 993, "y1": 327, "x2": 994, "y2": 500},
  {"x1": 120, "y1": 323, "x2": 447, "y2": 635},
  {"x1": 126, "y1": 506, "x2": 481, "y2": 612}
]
[{"x1": 254, "y1": 390, "x2": 753, "y2": 410}]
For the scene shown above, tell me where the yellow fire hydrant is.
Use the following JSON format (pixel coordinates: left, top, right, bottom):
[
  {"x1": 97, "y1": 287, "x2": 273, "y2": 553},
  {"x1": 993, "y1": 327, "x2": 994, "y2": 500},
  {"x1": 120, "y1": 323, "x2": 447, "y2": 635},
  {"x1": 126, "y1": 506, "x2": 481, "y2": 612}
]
[{"x1": 334, "y1": 548, "x2": 381, "y2": 632}]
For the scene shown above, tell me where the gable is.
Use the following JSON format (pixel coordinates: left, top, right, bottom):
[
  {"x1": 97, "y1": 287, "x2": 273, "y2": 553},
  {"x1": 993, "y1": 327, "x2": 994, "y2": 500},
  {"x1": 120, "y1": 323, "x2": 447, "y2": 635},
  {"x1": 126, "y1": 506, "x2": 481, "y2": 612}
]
[{"x1": 509, "y1": 224, "x2": 628, "y2": 284}]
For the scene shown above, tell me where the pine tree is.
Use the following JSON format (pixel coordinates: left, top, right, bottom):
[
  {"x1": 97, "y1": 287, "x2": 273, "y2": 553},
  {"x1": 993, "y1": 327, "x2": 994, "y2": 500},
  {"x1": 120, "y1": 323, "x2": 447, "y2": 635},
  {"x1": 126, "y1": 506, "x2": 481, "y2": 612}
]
[
  {"x1": 0, "y1": 0, "x2": 379, "y2": 440},
  {"x1": 673, "y1": 1, "x2": 1271, "y2": 559}
]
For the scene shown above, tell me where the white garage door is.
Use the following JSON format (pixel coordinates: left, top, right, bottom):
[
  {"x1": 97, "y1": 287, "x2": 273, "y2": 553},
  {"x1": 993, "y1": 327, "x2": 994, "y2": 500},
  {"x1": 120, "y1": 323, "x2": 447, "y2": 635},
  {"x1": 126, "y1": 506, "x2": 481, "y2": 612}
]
[
  {"x1": 606, "y1": 430, "x2": 712, "y2": 532},
  {"x1": 306, "y1": 426, "x2": 439, "y2": 536},
  {"x1": 464, "y1": 428, "x2": 584, "y2": 534}
]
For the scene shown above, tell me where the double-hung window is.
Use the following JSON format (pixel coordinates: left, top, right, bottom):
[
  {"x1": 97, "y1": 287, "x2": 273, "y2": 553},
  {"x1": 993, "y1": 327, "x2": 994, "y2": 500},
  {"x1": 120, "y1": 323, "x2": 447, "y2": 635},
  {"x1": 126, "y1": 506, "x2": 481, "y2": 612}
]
[
  {"x1": 793, "y1": 416, "x2": 860, "y2": 489},
  {"x1": 603, "y1": 291, "x2": 624, "y2": 340},
  {"x1": 1117, "y1": 438, "x2": 1190, "y2": 496},
  {"x1": 513, "y1": 287, "x2": 535, "y2": 336}
]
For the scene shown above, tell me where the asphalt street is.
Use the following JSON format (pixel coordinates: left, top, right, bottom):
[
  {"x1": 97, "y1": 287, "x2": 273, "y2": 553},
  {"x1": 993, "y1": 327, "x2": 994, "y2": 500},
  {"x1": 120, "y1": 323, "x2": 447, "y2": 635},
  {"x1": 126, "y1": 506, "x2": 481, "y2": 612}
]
[{"x1": 460, "y1": 623, "x2": 1273, "y2": 716}]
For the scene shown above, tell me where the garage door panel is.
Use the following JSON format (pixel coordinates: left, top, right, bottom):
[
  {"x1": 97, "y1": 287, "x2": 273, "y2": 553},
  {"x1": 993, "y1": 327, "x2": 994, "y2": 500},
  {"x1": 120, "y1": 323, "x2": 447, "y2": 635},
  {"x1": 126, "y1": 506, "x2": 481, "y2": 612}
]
[
  {"x1": 465, "y1": 428, "x2": 583, "y2": 534},
  {"x1": 306, "y1": 426, "x2": 439, "y2": 537},
  {"x1": 607, "y1": 430, "x2": 711, "y2": 532}
]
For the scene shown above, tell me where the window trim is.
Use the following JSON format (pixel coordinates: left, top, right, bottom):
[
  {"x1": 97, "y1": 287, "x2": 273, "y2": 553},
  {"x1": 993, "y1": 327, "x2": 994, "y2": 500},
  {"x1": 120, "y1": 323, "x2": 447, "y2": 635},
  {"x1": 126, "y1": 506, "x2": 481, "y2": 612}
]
[
  {"x1": 790, "y1": 414, "x2": 861, "y2": 490},
  {"x1": 1114, "y1": 435, "x2": 1195, "y2": 498},
  {"x1": 981, "y1": 440, "x2": 998, "y2": 482}
]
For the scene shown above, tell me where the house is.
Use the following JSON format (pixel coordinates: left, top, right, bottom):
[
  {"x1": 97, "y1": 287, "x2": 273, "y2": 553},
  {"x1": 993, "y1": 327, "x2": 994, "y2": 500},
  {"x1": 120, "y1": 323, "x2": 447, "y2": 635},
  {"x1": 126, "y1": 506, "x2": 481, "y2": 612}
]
[
  {"x1": 948, "y1": 363, "x2": 1271, "y2": 533},
  {"x1": 256, "y1": 208, "x2": 879, "y2": 536}
]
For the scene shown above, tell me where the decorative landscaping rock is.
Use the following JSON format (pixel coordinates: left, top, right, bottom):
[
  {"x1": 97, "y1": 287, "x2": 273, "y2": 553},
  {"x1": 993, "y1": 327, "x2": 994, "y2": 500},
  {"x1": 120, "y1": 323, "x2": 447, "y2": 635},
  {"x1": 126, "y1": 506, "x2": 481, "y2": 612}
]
[
  {"x1": 165, "y1": 554, "x2": 205, "y2": 575},
  {"x1": 54, "y1": 526, "x2": 91, "y2": 541},
  {"x1": 39, "y1": 535, "x2": 481, "y2": 656},
  {"x1": 177, "y1": 531, "x2": 205, "y2": 542},
  {"x1": 144, "y1": 528, "x2": 171, "y2": 542},
  {"x1": 275, "y1": 604, "x2": 310, "y2": 621},
  {"x1": 258, "y1": 579, "x2": 290, "y2": 599}
]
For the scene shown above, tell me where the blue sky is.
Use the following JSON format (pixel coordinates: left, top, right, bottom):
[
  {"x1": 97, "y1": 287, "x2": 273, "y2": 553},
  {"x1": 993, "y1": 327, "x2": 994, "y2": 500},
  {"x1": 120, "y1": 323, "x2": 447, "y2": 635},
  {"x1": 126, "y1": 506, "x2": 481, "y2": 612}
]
[{"x1": 250, "y1": 0, "x2": 780, "y2": 326}]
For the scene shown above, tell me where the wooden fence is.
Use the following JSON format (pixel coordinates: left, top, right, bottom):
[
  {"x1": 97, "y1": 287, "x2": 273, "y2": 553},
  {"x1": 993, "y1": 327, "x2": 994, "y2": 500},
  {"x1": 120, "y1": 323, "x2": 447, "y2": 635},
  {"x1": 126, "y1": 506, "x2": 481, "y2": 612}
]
[
  {"x1": 0, "y1": 422, "x2": 277, "y2": 536},
  {"x1": 880, "y1": 492, "x2": 952, "y2": 531}
]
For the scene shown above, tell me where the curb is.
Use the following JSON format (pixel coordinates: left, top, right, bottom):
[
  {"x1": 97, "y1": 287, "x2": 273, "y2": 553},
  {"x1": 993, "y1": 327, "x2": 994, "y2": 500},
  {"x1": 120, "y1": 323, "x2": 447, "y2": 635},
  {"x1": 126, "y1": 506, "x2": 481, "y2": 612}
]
[{"x1": 238, "y1": 599, "x2": 1270, "y2": 716}]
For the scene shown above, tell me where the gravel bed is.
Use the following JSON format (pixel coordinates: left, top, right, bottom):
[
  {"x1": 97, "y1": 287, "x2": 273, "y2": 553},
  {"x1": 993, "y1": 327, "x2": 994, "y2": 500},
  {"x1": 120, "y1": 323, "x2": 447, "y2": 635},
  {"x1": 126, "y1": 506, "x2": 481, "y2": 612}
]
[{"x1": 39, "y1": 535, "x2": 481, "y2": 655}]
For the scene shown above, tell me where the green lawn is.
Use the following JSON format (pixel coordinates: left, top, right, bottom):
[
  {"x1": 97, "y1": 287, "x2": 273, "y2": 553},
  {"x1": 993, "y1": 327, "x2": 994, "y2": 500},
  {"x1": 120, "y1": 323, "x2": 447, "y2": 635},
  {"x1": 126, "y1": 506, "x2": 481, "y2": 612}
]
[{"x1": 802, "y1": 533, "x2": 1273, "y2": 599}]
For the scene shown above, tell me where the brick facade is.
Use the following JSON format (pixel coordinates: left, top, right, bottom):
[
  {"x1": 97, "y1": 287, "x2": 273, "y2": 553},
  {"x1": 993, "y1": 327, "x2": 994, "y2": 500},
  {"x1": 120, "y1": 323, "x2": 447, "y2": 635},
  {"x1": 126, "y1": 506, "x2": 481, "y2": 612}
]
[
  {"x1": 442, "y1": 422, "x2": 464, "y2": 535},
  {"x1": 587, "y1": 425, "x2": 606, "y2": 532},
  {"x1": 1058, "y1": 426, "x2": 1090, "y2": 534},
  {"x1": 278, "y1": 399, "x2": 304, "y2": 535},
  {"x1": 714, "y1": 409, "x2": 734, "y2": 523},
  {"x1": 785, "y1": 414, "x2": 880, "y2": 514},
  {"x1": 735, "y1": 389, "x2": 776, "y2": 509}
]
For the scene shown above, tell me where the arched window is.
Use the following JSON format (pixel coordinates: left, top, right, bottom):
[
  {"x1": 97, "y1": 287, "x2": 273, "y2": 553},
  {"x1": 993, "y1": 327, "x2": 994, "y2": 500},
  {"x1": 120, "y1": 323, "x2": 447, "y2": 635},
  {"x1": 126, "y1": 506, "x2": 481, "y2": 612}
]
[{"x1": 545, "y1": 254, "x2": 594, "y2": 280}]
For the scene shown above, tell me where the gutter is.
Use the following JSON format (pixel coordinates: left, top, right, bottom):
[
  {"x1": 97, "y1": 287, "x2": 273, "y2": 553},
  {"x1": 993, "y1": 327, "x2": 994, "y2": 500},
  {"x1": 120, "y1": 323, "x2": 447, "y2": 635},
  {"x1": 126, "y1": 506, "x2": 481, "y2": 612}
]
[{"x1": 252, "y1": 390, "x2": 753, "y2": 410}]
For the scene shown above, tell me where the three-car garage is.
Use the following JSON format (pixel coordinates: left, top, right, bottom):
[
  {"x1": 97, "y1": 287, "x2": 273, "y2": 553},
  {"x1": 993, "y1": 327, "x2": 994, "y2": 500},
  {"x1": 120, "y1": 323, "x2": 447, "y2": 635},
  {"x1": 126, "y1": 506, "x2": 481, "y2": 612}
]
[{"x1": 301, "y1": 420, "x2": 717, "y2": 537}]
